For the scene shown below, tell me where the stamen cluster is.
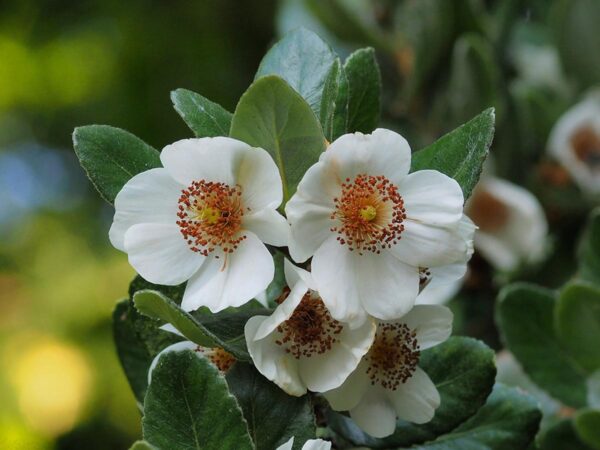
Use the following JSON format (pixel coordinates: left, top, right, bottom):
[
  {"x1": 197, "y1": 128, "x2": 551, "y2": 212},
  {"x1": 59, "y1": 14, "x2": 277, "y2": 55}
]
[
  {"x1": 365, "y1": 322, "x2": 420, "y2": 391},
  {"x1": 275, "y1": 293, "x2": 344, "y2": 359},
  {"x1": 177, "y1": 180, "x2": 246, "y2": 256},
  {"x1": 331, "y1": 174, "x2": 406, "y2": 254},
  {"x1": 194, "y1": 345, "x2": 236, "y2": 372}
]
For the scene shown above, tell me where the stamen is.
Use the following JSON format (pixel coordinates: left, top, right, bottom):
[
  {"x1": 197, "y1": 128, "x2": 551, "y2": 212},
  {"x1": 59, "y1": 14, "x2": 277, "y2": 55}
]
[
  {"x1": 177, "y1": 180, "x2": 246, "y2": 256},
  {"x1": 275, "y1": 292, "x2": 344, "y2": 359},
  {"x1": 570, "y1": 126, "x2": 600, "y2": 169},
  {"x1": 331, "y1": 174, "x2": 406, "y2": 255},
  {"x1": 194, "y1": 345, "x2": 236, "y2": 372},
  {"x1": 365, "y1": 322, "x2": 420, "y2": 391}
]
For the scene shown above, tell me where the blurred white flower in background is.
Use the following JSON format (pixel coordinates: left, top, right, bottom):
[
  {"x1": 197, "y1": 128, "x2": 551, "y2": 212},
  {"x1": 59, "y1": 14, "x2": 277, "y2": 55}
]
[{"x1": 548, "y1": 94, "x2": 600, "y2": 196}]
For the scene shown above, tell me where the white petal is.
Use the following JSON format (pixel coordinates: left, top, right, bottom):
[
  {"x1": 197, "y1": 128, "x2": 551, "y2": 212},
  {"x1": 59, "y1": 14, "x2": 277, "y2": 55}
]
[
  {"x1": 159, "y1": 323, "x2": 184, "y2": 337},
  {"x1": 275, "y1": 437, "x2": 294, "y2": 450},
  {"x1": 298, "y1": 318, "x2": 375, "y2": 392},
  {"x1": 124, "y1": 223, "x2": 205, "y2": 285},
  {"x1": 388, "y1": 367, "x2": 440, "y2": 424},
  {"x1": 301, "y1": 439, "x2": 332, "y2": 450},
  {"x1": 253, "y1": 280, "x2": 308, "y2": 340},
  {"x1": 245, "y1": 316, "x2": 306, "y2": 396},
  {"x1": 180, "y1": 231, "x2": 273, "y2": 312},
  {"x1": 109, "y1": 168, "x2": 182, "y2": 251},
  {"x1": 400, "y1": 305, "x2": 453, "y2": 350},
  {"x1": 323, "y1": 129, "x2": 412, "y2": 185},
  {"x1": 349, "y1": 388, "x2": 397, "y2": 438},
  {"x1": 236, "y1": 145, "x2": 284, "y2": 210},
  {"x1": 400, "y1": 170, "x2": 464, "y2": 225},
  {"x1": 323, "y1": 360, "x2": 371, "y2": 411},
  {"x1": 390, "y1": 220, "x2": 468, "y2": 267},
  {"x1": 416, "y1": 277, "x2": 462, "y2": 306},
  {"x1": 283, "y1": 258, "x2": 317, "y2": 291},
  {"x1": 243, "y1": 208, "x2": 289, "y2": 246},
  {"x1": 148, "y1": 341, "x2": 199, "y2": 384}
]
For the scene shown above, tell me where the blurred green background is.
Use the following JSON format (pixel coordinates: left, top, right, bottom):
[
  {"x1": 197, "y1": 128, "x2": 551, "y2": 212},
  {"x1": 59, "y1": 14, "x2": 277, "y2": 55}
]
[{"x1": 1, "y1": 0, "x2": 599, "y2": 448}]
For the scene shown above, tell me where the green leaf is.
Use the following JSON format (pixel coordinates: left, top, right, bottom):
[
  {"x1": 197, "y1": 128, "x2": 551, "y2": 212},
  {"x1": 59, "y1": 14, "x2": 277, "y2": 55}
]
[
  {"x1": 112, "y1": 299, "x2": 182, "y2": 406},
  {"x1": 320, "y1": 58, "x2": 349, "y2": 141},
  {"x1": 255, "y1": 27, "x2": 336, "y2": 117},
  {"x1": 129, "y1": 274, "x2": 186, "y2": 305},
  {"x1": 343, "y1": 47, "x2": 381, "y2": 134},
  {"x1": 578, "y1": 208, "x2": 600, "y2": 285},
  {"x1": 143, "y1": 350, "x2": 253, "y2": 450},
  {"x1": 263, "y1": 251, "x2": 286, "y2": 306},
  {"x1": 230, "y1": 75, "x2": 326, "y2": 202},
  {"x1": 555, "y1": 283, "x2": 600, "y2": 373},
  {"x1": 327, "y1": 337, "x2": 496, "y2": 448},
  {"x1": 129, "y1": 441, "x2": 157, "y2": 450},
  {"x1": 575, "y1": 409, "x2": 600, "y2": 450},
  {"x1": 72, "y1": 125, "x2": 161, "y2": 204},
  {"x1": 133, "y1": 289, "x2": 269, "y2": 361},
  {"x1": 171, "y1": 88, "x2": 232, "y2": 137},
  {"x1": 411, "y1": 108, "x2": 495, "y2": 201},
  {"x1": 538, "y1": 419, "x2": 592, "y2": 450},
  {"x1": 412, "y1": 384, "x2": 541, "y2": 449},
  {"x1": 226, "y1": 362, "x2": 315, "y2": 450},
  {"x1": 496, "y1": 283, "x2": 587, "y2": 407}
]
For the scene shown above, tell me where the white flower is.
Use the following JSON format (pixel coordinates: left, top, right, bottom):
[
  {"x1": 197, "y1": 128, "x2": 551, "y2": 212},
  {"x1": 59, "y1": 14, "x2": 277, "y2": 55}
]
[
  {"x1": 548, "y1": 95, "x2": 600, "y2": 195},
  {"x1": 323, "y1": 305, "x2": 452, "y2": 438},
  {"x1": 286, "y1": 129, "x2": 470, "y2": 326},
  {"x1": 245, "y1": 259, "x2": 376, "y2": 396},
  {"x1": 276, "y1": 437, "x2": 331, "y2": 450},
  {"x1": 466, "y1": 176, "x2": 547, "y2": 271},
  {"x1": 109, "y1": 137, "x2": 289, "y2": 312}
]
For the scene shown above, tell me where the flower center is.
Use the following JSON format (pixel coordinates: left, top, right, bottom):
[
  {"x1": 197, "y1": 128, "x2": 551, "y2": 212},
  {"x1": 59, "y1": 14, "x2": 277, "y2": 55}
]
[
  {"x1": 570, "y1": 126, "x2": 600, "y2": 170},
  {"x1": 275, "y1": 292, "x2": 344, "y2": 359},
  {"x1": 194, "y1": 345, "x2": 236, "y2": 372},
  {"x1": 365, "y1": 322, "x2": 420, "y2": 391},
  {"x1": 466, "y1": 187, "x2": 509, "y2": 232},
  {"x1": 331, "y1": 174, "x2": 406, "y2": 255},
  {"x1": 177, "y1": 180, "x2": 246, "y2": 256}
]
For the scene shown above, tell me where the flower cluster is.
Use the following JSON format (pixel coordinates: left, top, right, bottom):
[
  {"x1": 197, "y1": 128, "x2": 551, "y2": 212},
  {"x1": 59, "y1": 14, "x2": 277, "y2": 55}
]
[{"x1": 112, "y1": 128, "x2": 474, "y2": 438}]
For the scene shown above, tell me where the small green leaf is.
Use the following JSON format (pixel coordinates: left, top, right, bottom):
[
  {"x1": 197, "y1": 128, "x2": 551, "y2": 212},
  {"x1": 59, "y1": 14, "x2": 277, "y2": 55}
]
[
  {"x1": 129, "y1": 441, "x2": 157, "y2": 450},
  {"x1": 537, "y1": 419, "x2": 592, "y2": 450},
  {"x1": 412, "y1": 385, "x2": 541, "y2": 449},
  {"x1": 143, "y1": 350, "x2": 253, "y2": 450},
  {"x1": 226, "y1": 362, "x2": 315, "y2": 450},
  {"x1": 129, "y1": 274, "x2": 186, "y2": 305},
  {"x1": 133, "y1": 289, "x2": 269, "y2": 361},
  {"x1": 263, "y1": 251, "x2": 286, "y2": 306},
  {"x1": 171, "y1": 88, "x2": 232, "y2": 137},
  {"x1": 496, "y1": 283, "x2": 587, "y2": 407},
  {"x1": 255, "y1": 27, "x2": 336, "y2": 117},
  {"x1": 72, "y1": 125, "x2": 161, "y2": 204},
  {"x1": 327, "y1": 337, "x2": 496, "y2": 448},
  {"x1": 343, "y1": 47, "x2": 381, "y2": 134},
  {"x1": 320, "y1": 58, "x2": 349, "y2": 141},
  {"x1": 578, "y1": 208, "x2": 600, "y2": 285},
  {"x1": 113, "y1": 299, "x2": 182, "y2": 406},
  {"x1": 411, "y1": 108, "x2": 495, "y2": 201},
  {"x1": 575, "y1": 409, "x2": 600, "y2": 450},
  {"x1": 230, "y1": 75, "x2": 326, "y2": 202},
  {"x1": 555, "y1": 283, "x2": 600, "y2": 373}
]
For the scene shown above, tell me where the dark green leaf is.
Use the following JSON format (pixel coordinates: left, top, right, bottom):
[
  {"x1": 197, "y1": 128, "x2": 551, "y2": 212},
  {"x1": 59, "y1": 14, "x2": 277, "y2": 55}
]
[
  {"x1": 133, "y1": 289, "x2": 270, "y2": 361},
  {"x1": 113, "y1": 299, "x2": 182, "y2": 406},
  {"x1": 327, "y1": 337, "x2": 496, "y2": 448},
  {"x1": 411, "y1": 108, "x2": 495, "y2": 201},
  {"x1": 496, "y1": 283, "x2": 587, "y2": 407},
  {"x1": 230, "y1": 75, "x2": 326, "y2": 202},
  {"x1": 263, "y1": 251, "x2": 286, "y2": 306},
  {"x1": 412, "y1": 384, "x2": 541, "y2": 449},
  {"x1": 129, "y1": 274, "x2": 186, "y2": 305},
  {"x1": 72, "y1": 125, "x2": 161, "y2": 204},
  {"x1": 255, "y1": 27, "x2": 336, "y2": 117},
  {"x1": 226, "y1": 362, "x2": 315, "y2": 450},
  {"x1": 555, "y1": 283, "x2": 600, "y2": 373},
  {"x1": 537, "y1": 418, "x2": 592, "y2": 450},
  {"x1": 143, "y1": 350, "x2": 253, "y2": 450},
  {"x1": 171, "y1": 88, "x2": 232, "y2": 137},
  {"x1": 575, "y1": 409, "x2": 600, "y2": 450},
  {"x1": 343, "y1": 48, "x2": 381, "y2": 134},
  {"x1": 320, "y1": 58, "x2": 349, "y2": 141},
  {"x1": 578, "y1": 208, "x2": 600, "y2": 285}
]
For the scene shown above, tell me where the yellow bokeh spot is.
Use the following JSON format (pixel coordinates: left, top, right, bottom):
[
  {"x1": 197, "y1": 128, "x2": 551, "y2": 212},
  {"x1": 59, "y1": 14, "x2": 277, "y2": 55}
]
[
  {"x1": 359, "y1": 205, "x2": 377, "y2": 221},
  {"x1": 12, "y1": 338, "x2": 92, "y2": 437},
  {"x1": 0, "y1": 418, "x2": 50, "y2": 450}
]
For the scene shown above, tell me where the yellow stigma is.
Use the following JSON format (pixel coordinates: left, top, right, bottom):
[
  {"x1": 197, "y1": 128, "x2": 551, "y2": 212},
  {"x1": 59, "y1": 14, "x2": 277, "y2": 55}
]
[
  {"x1": 359, "y1": 205, "x2": 377, "y2": 221},
  {"x1": 198, "y1": 207, "x2": 220, "y2": 225}
]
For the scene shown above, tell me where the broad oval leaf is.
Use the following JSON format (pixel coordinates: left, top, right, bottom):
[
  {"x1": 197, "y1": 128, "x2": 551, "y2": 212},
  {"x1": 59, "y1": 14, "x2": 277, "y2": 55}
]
[
  {"x1": 344, "y1": 47, "x2": 381, "y2": 134},
  {"x1": 574, "y1": 409, "x2": 600, "y2": 450},
  {"x1": 496, "y1": 283, "x2": 588, "y2": 407},
  {"x1": 412, "y1": 384, "x2": 541, "y2": 449},
  {"x1": 72, "y1": 125, "x2": 161, "y2": 204},
  {"x1": 411, "y1": 108, "x2": 495, "y2": 201},
  {"x1": 327, "y1": 337, "x2": 496, "y2": 448},
  {"x1": 538, "y1": 419, "x2": 591, "y2": 450},
  {"x1": 171, "y1": 88, "x2": 232, "y2": 137},
  {"x1": 578, "y1": 208, "x2": 600, "y2": 285},
  {"x1": 255, "y1": 27, "x2": 336, "y2": 117},
  {"x1": 230, "y1": 75, "x2": 326, "y2": 202},
  {"x1": 555, "y1": 283, "x2": 600, "y2": 373},
  {"x1": 142, "y1": 350, "x2": 253, "y2": 450},
  {"x1": 226, "y1": 362, "x2": 315, "y2": 450}
]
